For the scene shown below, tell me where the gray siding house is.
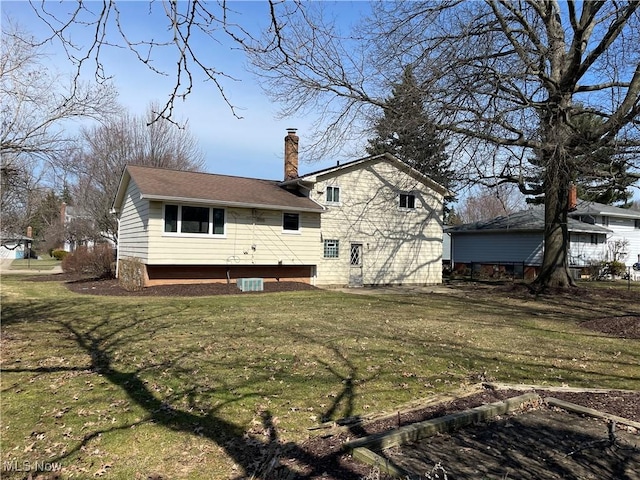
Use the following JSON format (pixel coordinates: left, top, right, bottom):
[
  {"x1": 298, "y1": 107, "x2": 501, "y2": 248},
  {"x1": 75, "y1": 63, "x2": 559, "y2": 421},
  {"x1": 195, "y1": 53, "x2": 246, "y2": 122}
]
[{"x1": 446, "y1": 207, "x2": 612, "y2": 278}]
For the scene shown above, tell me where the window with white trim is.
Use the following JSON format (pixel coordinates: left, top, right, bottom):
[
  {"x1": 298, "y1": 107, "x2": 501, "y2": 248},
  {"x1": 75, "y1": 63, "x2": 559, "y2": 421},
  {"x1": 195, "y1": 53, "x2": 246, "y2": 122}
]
[
  {"x1": 326, "y1": 186, "x2": 340, "y2": 204},
  {"x1": 323, "y1": 239, "x2": 339, "y2": 258},
  {"x1": 399, "y1": 192, "x2": 416, "y2": 209},
  {"x1": 163, "y1": 204, "x2": 225, "y2": 235},
  {"x1": 282, "y1": 212, "x2": 300, "y2": 232}
]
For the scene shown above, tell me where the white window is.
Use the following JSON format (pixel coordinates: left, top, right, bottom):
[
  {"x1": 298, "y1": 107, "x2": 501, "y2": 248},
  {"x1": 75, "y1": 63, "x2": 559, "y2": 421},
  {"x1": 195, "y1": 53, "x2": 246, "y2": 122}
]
[
  {"x1": 326, "y1": 186, "x2": 340, "y2": 204},
  {"x1": 399, "y1": 192, "x2": 416, "y2": 209},
  {"x1": 283, "y1": 212, "x2": 300, "y2": 232},
  {"x1": 164, "y1": 204, "x2": 225, "y2": 235},
  {"x1": 323, "y1": 239, "x2": 339, "y2": 258}
]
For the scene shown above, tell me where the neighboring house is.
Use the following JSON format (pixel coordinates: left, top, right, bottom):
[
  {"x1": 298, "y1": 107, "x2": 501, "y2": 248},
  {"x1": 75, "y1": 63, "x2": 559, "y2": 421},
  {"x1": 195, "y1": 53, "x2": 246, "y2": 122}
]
[
  {"x1": 446, "y1": 207, "x2": 612, "y2": 278},
  {"x1": 570, "y1": 200, "x2": 640, "y2": 268},
  {"x1": 0, "y1": 232, "x2": 32, "y2": 260},
  {"x1": 111, "y1": 130, "x2": 448, "y2": 288},
  {"x1": 60, "y1": 202, "x2": 115, "y2": 252}
]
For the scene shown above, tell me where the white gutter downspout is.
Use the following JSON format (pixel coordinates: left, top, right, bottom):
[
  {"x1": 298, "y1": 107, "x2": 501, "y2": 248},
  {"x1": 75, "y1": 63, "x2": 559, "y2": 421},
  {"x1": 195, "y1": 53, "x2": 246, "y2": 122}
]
[{"x1": 115, "y1": 217, "x2": 121, "y2": 279}]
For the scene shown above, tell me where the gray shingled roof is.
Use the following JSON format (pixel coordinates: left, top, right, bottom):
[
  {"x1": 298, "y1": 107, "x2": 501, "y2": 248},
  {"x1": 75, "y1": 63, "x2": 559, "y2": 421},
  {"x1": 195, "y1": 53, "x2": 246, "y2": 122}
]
[
  {"x1": 114, "y1": 166, "x2": 324, "y2": 213},
  {"x1": 446, "y1": 207, "x2": 611, "y2": 234},
  {"x1": 571, "y1": 199, "x2": 640, "y2": 219}
]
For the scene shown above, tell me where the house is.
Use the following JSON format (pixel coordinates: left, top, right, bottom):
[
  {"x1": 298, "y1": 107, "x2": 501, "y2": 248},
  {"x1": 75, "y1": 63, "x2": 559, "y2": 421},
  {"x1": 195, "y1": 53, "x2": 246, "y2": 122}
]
[
  {"x1": 446, "y1": 207, "x2": 612, "y2": 278},
  {"x1": 111, "y1": 130, "x2": 448, "y2": 288},
  {"x1": 570, "y1": 200, "x2": 640, "y2": 268},
  {"x1": 0, "y1": 232, "x2": 33, "y2": 260},
  {"x1": 446, "y1": 200, "x2": 640, "y2": 279}
]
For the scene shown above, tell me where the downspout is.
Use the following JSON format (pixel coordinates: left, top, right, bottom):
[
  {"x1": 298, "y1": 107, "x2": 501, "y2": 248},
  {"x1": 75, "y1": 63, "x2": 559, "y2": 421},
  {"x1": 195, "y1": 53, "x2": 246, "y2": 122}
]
[{"x1": 115, "y1": 217, "x2": 121, "y2": 278}]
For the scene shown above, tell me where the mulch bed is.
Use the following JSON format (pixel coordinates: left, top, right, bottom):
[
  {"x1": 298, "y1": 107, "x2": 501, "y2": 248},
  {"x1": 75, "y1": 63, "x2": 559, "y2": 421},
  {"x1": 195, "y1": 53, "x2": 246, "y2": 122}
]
[
  {"x1": 24, "y1": 273, "x2": 640, "y2": 479},
  {"x1": 30, "y1": 273, "x2": 319, "y2": 296}
]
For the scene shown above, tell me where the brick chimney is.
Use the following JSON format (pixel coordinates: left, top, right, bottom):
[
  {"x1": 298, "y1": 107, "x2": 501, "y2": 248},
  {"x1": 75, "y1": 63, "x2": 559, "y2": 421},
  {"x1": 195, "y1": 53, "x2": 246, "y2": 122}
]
[{"x1": 284, "y1": 128, "x2": 299, "y2": 181}]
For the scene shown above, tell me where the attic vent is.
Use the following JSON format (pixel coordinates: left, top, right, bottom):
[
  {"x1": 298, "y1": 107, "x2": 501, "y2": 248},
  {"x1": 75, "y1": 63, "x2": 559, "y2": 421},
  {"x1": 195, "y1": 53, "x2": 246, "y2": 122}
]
[{"x1": 237, "y1": 278, "x2": 264, "y2": 292}]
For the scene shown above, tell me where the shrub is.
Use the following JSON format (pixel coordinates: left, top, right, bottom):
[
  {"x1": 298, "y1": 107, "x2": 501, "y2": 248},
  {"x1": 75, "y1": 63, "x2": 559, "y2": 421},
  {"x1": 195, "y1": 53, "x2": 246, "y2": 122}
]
[
  {"x1": 607, "y1": 260, "x2": 627, "y2": 278},
  {"x1": 61, "y1": 244, "x2": 115, "y2": 278},
  {"x1": 51, "y1": 249, "x2": 68, "y2": 261}
]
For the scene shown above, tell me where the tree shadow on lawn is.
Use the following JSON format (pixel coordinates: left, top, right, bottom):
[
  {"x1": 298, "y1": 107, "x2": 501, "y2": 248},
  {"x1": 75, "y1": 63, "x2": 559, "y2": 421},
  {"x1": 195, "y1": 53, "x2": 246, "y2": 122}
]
[
  {"x1": 1, "y1": 298, "x2": 378, "y2": 479},
  {"x1": 2, "y1": 295, "x2": 638, "y2": 479}
]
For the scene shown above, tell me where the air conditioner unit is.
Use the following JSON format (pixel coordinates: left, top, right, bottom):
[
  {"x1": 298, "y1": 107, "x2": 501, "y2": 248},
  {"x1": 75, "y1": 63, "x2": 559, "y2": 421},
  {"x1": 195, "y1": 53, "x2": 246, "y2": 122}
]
[{"x1": 237, "y1": 278, "x2": 264, "y2": 292}]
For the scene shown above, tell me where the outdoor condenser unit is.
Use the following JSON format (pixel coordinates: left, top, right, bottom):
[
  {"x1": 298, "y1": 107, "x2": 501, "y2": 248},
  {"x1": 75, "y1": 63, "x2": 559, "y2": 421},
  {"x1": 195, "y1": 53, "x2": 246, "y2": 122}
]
[{"x1": 237, "y1": 278, "x2": 264, "y2": 292}]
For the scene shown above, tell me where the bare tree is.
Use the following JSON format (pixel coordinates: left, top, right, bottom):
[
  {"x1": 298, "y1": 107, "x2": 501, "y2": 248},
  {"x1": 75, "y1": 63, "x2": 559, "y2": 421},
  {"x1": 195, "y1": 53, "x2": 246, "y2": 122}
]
[
  {"x1": 1, "y1": 21, "x2": 117, "y2": 165},
  {"x1": 66, "y1": 104, "x2": 205, "y2": 243},
  {"x1": 457, "y1": 184, "x2": 526, "y2": 224},
  {"x1": 248, "y1": 1, "x2": 640, "y2": 289},
  {"x1": 23, "y1": 1, "x2": 286, "y2": 125},
  {"x1": 1, "y1": 21, "x2": 117, "y2": 238}
]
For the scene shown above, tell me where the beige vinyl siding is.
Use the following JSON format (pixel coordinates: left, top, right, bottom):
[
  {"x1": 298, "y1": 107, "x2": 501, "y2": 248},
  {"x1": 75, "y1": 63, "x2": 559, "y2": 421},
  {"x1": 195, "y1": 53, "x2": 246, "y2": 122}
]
[
  {"x1": 311, "y1": 160, "x2": 444, "y2": 285},
  {"x1": 147, "y1": 202, "x2": 321, "y2": 266},
  {"x1": 118, "y1": 179, "x2": 150, "y2": 262}
]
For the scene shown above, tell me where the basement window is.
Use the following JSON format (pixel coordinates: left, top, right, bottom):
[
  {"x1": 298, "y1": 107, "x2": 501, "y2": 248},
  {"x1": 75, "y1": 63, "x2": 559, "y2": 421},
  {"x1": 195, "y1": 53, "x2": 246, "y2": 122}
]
[{"x1": 323, "y1": 239, "x2": 339, "y2": 258}]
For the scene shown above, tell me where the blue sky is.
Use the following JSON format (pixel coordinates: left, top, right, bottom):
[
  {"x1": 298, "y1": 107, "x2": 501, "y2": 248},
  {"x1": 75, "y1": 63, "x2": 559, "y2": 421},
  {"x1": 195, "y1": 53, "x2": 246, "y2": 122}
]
[
  {"x1": 3, "y1": 1, "x2": 365, "y2": 180},
  {"x1": 3, "y1": 1, "x2": 638, "y2": 202}
]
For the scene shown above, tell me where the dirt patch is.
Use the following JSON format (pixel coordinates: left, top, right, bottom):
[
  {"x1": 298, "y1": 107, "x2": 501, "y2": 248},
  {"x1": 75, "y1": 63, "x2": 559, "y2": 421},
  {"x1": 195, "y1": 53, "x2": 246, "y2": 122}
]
[
  {"x1": 580, "y1": 316, "x2": 640, "y2": 339},
  {"x1": 382, "y1": 406, "x2": 640, "y2": 479}
]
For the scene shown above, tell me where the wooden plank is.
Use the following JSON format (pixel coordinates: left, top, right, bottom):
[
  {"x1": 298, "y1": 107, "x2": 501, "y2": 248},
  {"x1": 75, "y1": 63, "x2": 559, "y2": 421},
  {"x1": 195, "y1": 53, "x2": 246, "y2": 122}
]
[
  {"x1": 545, "y1": 397, "x2": 640, "y2": 429},
  {"x1": 344, "y1": 393, "x2": 540, "y2": 451},
  {"x1": 486, "y1": 382, "x2": 639, "y2": 394},
  {"x1": 351, "y1": 447, "x2": 407, "y2": 478}
]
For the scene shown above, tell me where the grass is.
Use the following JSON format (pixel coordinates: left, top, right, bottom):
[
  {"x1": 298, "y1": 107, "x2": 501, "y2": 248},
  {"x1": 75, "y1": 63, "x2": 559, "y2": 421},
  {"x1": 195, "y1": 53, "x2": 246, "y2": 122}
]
[
  {"x1": 8, "y1": 256, "x2": 60, "y2": 270},
  {"x1": 1, "y1": 277, "x2": 638, "y2": 479}
]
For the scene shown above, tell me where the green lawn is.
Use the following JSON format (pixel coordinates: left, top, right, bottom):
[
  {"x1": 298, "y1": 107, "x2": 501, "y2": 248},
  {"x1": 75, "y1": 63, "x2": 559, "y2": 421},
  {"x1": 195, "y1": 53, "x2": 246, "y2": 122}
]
[
  {"x1": 8, "y1": 256, "x2": 60, "y2": 270},
  {"x1": 1, "y1": 277, "x2": 638, "y2": 478}
]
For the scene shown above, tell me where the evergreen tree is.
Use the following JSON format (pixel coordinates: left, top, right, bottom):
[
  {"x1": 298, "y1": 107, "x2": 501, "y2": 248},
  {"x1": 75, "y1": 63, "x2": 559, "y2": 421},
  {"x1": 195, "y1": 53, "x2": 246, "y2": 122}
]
[
  {"x1": 366, "y1": 66, "x2": 454, "y2": 191},
  {"x1": 571, "y1": 110, "x2": 635, "y2": 205}
]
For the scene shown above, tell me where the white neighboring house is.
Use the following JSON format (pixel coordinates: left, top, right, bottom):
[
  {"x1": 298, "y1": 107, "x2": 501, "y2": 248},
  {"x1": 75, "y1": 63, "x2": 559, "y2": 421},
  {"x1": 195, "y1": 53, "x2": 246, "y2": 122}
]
[
  {"x1": 60, "y1": 203, "x2": 115, "y2": 253},
  {"x1": 111, "y1": 130, "x2": 448, "y2": 288},
  {"x1": 569, "y1": 200, "x2": 640, "y2": 269},
  {"x1": 0, "y1": 232, "x2": 32, "y2": 260}
]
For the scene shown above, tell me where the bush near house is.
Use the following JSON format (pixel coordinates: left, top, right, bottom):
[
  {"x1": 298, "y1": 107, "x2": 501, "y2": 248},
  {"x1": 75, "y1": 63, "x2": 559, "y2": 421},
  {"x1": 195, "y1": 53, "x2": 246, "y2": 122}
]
[
  {"x1": 588, "y1": 260, "x2": 628, "y2": 280},
  {"x1": 61, "y1": 244, "x2": 115, "y2": 278},
  {"x1": 50, "y1": 249, "x2": 69, "y2": 261}
]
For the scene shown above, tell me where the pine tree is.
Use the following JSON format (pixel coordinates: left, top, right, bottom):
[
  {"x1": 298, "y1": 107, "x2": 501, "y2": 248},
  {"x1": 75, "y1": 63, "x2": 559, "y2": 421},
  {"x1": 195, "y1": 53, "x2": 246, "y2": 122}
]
[
  {"x1": 366, "y1": 66, "x2": 454, "y2": 191},
  {"x1": 571, "y1": 111, "x2": 635, "y2": 205}
]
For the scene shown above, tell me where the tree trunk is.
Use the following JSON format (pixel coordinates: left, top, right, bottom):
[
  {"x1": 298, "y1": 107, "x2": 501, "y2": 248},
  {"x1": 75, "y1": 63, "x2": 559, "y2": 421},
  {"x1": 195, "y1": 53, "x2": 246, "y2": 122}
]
[{"x1": 534, "y1": 152, "x2": 576, "y2": 289}]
